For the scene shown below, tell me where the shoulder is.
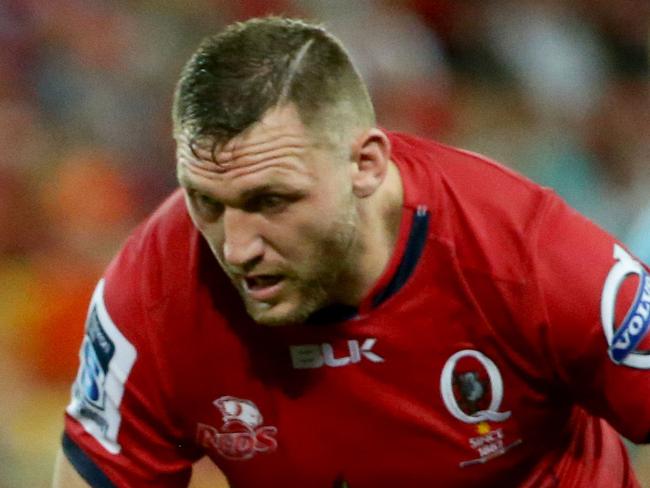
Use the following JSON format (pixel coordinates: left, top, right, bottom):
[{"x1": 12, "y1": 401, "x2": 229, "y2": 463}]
[
  {"x1": 105, "y1": 190, "x2": 195, "y2": 297},
  {"x1": 65, "y1": 190, "x2": 255, "y2": 469},
  {"x1": 395, "y1": 135, "x2": 581, "y2": 382},
  {"x1": 402, "y1": 133, "x2": 549, "y2": 227},
  {"x1": 389, "y1": 131, "x2": 553, "y2": 283},
  {"x1": 441, "y1": 144, "x2": 551, "y2": 282},
  {"x1": 99, "y1": 189, "x2": 217, "y2": 340},
  {"x1": 99, "y1": 188, "x2": 244, "y2": 344}
]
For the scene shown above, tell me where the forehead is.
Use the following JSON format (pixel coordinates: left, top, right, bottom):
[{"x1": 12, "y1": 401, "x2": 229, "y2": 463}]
[{"x1": 176, "y1": 105, "x2": 321, "y2": 189}]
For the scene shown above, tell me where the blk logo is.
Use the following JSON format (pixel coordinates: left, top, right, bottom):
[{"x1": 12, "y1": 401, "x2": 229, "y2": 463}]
[{"x1": 290, "y1": 338, "x2": 384, "y2": 369}]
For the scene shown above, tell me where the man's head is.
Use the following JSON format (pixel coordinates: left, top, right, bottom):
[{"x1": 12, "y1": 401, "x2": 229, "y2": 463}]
[
  {"x1": 173, "y1": 17, "x2": 398, "y2": 326},
  {"x1": 173, "y1": 16, "x2": 375, "y2": 153}
]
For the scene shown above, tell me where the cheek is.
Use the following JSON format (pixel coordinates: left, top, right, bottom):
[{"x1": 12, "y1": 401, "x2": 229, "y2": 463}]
[
  {"x1": 279, "y1": 209, "x2": 352, "y2": 259},
  {"x1": 188, "y1": 212, "x2": 225, "y2": 259},
  {"x1": 184, "y1": 196, "x2": 202, "y2": 228},
  {"x1": 205, "y1": 233, "x2": 224, "y2": 258},
  {"x1": 188, "y1": 212, "x2": 204, "y2": 232}
]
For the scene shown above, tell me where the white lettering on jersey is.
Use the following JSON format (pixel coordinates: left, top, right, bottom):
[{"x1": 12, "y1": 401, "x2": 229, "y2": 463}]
[
  {"x1": 66, "y1": 279, "x2": 137, "y2": 454},
  {"x1": 289, "y1": 338, "x2": 384, "y2": 369},
  {"x1": 601, "y1": 244, "x2": 650, "y2": 369},
  {"x1": 440, "y1": 349, "x2": 511, "y2": 424}
]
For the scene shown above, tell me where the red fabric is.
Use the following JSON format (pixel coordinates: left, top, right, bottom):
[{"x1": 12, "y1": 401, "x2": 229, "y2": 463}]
[{"x1": 64, "y1": 132, "x2": 647, "y2": 487}]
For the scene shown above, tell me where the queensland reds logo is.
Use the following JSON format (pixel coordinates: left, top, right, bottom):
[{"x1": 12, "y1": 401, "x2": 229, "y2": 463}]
[
  {"x1": 440, "y1": 350, "x2": 511, "y2": 424},
  {"x1": 196, "y1": 396, "x2": 278, "y2": 460},
  {"x1": 601, "y1": 244, "x2": 650, "y2": 369}
]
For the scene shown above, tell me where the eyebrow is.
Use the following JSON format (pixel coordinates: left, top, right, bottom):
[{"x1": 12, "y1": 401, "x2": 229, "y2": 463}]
[
  {"x1": 239, "y1": 184, "x2": 296, "y2": 201},
  {"x1": 177, "y1": 172, "x2": 298, "y2": 202}
]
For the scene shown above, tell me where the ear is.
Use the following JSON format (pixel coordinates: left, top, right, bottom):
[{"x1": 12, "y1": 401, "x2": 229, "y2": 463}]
[{"x1": 349, "y1": 128, "x2": 392, "y2": 198}]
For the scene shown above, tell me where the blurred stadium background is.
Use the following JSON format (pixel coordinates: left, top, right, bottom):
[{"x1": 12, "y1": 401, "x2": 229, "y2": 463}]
[{"x1": 0, "y1": 0, "x2": 648, "y2": 486}]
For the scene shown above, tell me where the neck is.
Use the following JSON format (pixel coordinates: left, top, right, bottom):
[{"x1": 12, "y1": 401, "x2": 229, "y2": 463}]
[{"x1": 337, "y1": 160, "x2": 404, "y2": 306}]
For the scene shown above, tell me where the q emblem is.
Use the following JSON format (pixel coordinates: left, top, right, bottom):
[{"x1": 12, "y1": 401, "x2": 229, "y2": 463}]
[{"x1": 440, "y1": 349, "x2": 511, "y2": 424}]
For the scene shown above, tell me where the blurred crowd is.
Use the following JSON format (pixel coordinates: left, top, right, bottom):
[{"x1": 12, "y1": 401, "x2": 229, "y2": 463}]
[{"x1": 0, "y1": 0, "x2": 648, "y2": 486}]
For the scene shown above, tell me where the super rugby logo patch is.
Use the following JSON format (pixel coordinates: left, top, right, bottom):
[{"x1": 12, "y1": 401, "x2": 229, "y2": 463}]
[
  {"x1": 79, "y1": 310, "x2": 114, "y2": 410},
  {"x1": 67, "y1": 279, "x2": 137, "y2": 454},
  {"x1": 601, "y1": 244, "x2": 650, "y2": 369}
]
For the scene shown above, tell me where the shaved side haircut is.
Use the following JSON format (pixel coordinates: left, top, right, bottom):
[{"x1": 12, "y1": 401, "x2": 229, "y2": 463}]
[{"x1": 172, "y1": 17, "x2": 375, "y2": 156}]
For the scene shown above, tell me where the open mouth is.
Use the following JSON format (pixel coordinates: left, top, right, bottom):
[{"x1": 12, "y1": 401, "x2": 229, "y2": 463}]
[{"x1": 243, "y1": 275, "x2": 284, "y2": 300}]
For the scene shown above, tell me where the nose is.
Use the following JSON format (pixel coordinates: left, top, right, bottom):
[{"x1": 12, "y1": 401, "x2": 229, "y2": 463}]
[{"x1": 221, "y1": 207, "x2": 265, "y2": 270}]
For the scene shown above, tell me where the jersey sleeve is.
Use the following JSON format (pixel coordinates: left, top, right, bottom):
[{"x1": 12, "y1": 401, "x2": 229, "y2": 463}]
[
  {"x1": 534, "y1": 193, "x2": 650, "y2": 444},
  {"x1": 63, "y1": 241, "x2": 196, "y2": 487}
]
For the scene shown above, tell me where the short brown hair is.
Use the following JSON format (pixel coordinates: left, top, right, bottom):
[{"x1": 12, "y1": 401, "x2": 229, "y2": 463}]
[{"x1": 172, "y1": 16, "x2": 375, "y2": 152}]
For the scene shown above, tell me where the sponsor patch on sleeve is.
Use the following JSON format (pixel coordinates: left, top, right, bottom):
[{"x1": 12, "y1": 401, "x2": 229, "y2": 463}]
[
  {"x1": 66, "y1": 279, "x2": 137, "y2": 454},
  {"x1": 601, "y1": 244, "x2": 650, "y2": 369}
]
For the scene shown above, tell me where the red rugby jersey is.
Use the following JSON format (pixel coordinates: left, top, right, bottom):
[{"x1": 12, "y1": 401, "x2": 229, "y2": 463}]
[{"x1": 63, "y1": 131, "x2": 650, "y2": 487}]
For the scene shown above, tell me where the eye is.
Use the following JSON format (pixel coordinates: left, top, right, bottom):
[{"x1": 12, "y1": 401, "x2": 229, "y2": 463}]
[
  {"x1": 189, "y1": 191, "x2": 224, "y2": 219},
  {"x1": 247, "y1": 194, "x2": 291, "y2": 213}
]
